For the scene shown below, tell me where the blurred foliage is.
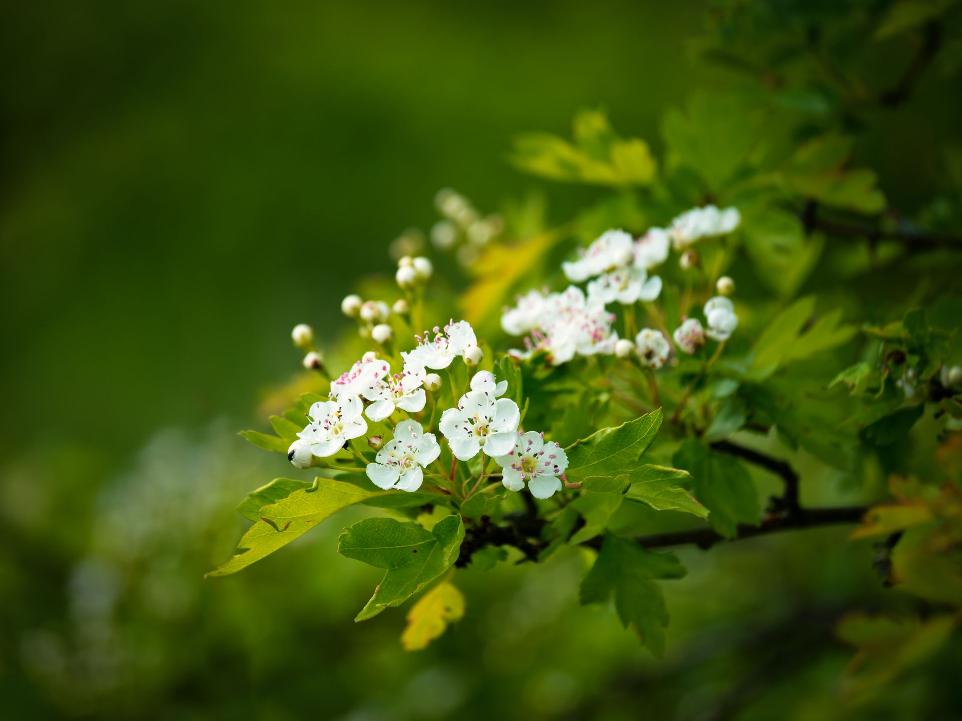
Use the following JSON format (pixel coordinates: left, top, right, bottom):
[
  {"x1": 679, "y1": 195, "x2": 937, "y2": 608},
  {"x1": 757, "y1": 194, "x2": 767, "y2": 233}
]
[{"x1": 3, "y1": 0, "x2": 962, "y2": 719}]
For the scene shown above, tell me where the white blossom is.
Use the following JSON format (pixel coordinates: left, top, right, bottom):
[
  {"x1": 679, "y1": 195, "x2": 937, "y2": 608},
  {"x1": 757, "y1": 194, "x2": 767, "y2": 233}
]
[
  {"x1": 365, "y1": 420, "x2": 440, "y2": 492},
  {"x1": 501, "y1": 289, "x2": 550, "y2": 336},
  {"x1": 330, "y1": 357, "x2": 390, "y2": 400},
  {"x1": 670, "y1": 205, "x2": 740, "y2": 250},
  {"x1": 469, "y1": 370, "x2": 508, "y2": 397},
  {"x1": 291, "y1": 323, "x2": 313, "y2": 347},
  {"x1": 396, "y1": 265, "x2": 418, "y2": 289},
  {"x1": 635, "y1": 329, "x2": 671, "y2": 369},
  {"x1": 297, "y1": 395, "x2": 368, "y2": 458},
  {"x1": 439, "y1": 375, "x2": 520, "y2": 460},
  {"x1": 673, "y1": 318, "x2": 706, "y2": 355},
  {"x1": 562, "y1": 229, "x2": 634, "y2": 282},
  {"x1": 587, "y1": 266, "x2": 662, "y2": 305},
  {"x1": 526, "y1": 286, "x2": 619, "y2": 365},
  {"x1": 493, "y1": 431, "x2": 568, "y2": 499},
  {"x1": 633, "y1": 228, "x2": 670, "y2": 269},
  {"x1": 402, "y1": 320, "x2": 480, "y2": 373},
  {"x1": 359, "y1": 300, "x2": 389, "y2": 323},
  {"x1": 362, "y1": 369, "x2": 427, "y2": 421},
  {"x1": 412, "y1": 256, "x2": 433, "y2": 280},
  {"x1": 704, "y1": 296, "x2": 738, "y2": 341}
]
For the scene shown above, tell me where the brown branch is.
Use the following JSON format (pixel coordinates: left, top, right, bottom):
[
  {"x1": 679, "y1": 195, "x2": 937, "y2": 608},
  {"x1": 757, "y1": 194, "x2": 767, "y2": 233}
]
[
  {"x1": 800, "y1": 200, "x2": 962, "y2": 250},
  {"x1": 879, "y1": 20, "x2": 942, "y2": 108},
  {"x1": 711, "y1": 440, "x2": 799, "y2": 512}
]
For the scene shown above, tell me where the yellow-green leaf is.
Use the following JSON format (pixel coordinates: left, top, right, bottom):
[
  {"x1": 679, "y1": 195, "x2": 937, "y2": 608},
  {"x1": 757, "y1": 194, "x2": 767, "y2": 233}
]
[{"x1": 401, "y1": 581, "x2": 465, "y2": 651}]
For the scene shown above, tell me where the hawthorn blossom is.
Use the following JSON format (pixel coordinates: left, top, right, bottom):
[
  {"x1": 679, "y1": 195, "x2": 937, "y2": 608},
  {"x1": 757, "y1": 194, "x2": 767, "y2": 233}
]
[
  {"x1": 562, "y1": 229, "x2": 634, "y2": 282},
  {"x1": 673, "y1": 318, "x2": 705, "y2": 355},
  {"x1": 439, "y1": 376, "x2": 520, "y2": 460},
  {"x1": 669, "y1": 205, "x2": 740, "y2": 250},
  {"x1": 493, "y1": 431, "x2": 569, "y2": 499},
  {"x1": 634, "y1": 228, "x2": 670, "y2": 269},
  {"x1": 401, "y1": 320, "x2": 479, "y2": 373},
  {"x1": 704, "y1": 296, "x2": 738, "y2": 341},
  {"x1": 470, "y1": 369, "x2": 508, "y2": 397},
  {"x1": 287, "y1": 438, "x2": 313, "y2": 469},
  {"x1": 587, "y1": 266, "x2": 662, "y2": 305},
  {"x1": 635, "y1": 329, "x2": 671, "y2": 369},
  {"x1": 297, "y1": 395, "x2": 368, "y2": 458},
  {"x1": 330, "y1": 357, "x2": 390, "y2": 400},
  {"x1": 365, "y1": 420, "x2": 440, "y2": 492},
  {"x1": 501, "y1": 289, "x2": 550, "y2": 336},
  {"x1": 362, "y1": 369, "x2": 426, "y2": 422}
]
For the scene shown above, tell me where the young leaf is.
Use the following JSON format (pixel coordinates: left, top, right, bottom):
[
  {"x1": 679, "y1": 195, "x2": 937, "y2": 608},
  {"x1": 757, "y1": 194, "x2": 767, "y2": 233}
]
[
  {"x1": 208, "y1": 478, "x2": 388, "y2": 577},
  {"x1": 338, "y1": 515, "x2": 465, "y2": 621},
  {"x1": 239, "y1": 429, "x2": 289, "y2": 454},
  {"x1": 623, "y1": 465, "x2": 709, "y2": 519},
  {"x1": 751, "y1": 296, "x2": 856, "y2": 377},
  {"x1": 580, "y1": 534, "x2": 686, "y2": 656},
  {"x1": 236, "y1": 477, "x2": 313, "y2": 522},
  {"x1": 565, "y1": 410, "x2": 663, "y2": 483},
  {"x1": 673, "y1": 440, "x2": 759, "y2": 537},
  {"x1": 400, "y1": 581, "x2": 465, "y2": 651}
]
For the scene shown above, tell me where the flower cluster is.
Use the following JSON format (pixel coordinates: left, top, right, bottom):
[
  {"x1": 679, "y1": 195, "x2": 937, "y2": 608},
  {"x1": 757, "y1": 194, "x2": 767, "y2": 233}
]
[{"x1": 669, "y1": 204, "x2": 740, "y2": 249}]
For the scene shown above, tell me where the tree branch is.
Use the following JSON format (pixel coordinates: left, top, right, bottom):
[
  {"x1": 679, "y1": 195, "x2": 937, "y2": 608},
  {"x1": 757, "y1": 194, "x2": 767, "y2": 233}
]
[
  {"x1": 879, "y1": 20, "x2": 942, "y2": 108},
  {"x1": 800, "y1": 200, "x2": 962, "y2": 250},
  {"x1": 710, "y1": 440, "x2": 799, "y2": 512}
]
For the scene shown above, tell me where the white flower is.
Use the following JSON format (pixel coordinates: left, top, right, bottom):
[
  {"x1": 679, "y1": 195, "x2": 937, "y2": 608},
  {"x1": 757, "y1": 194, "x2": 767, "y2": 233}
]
[
  {"x1": 469, "y1": 369, "x2": 508, "y2": 397},
  {"x1": 412, "y1": 257, "x2": 433, "y2": 280},
  {"x1": 669, "y1": 205, "x2": 740, "y2": 250},
  {"x1": 633, "y1": 228, "x2": 670, "y2": 269},
  {"x1": 330, "y1": 357, "x2": 390, "y2": 399},
  {"x1": 297, "y1": 395, "x2": 368, "y2": 457},
  {"x1": 586, "y1": 266, "x2": 662, "y2": 305},
  {"x1": 562, "y1": 229, "x2": 634, "y2": 282},
  {"x1": 362, "y1": 369, "x2": 427, "y2": 422},
  {"x1": 673, "y1": 318, "x2": 706, "y2": 355},
  {"x1": 493, "y1": 431, "x2": 568, "y2": 499},
  {"x1": 704, "y1": 296, "x2": 738, "y2": 341},
  {"x1": 635, "y1": 329, "x2": 671, "y2": 369},
  {"x1": 402, "y1": 320, "x2": 479, "y2": 373},
  {"x1": 502, "y1": 289, "x2": 550, "y2": 336},
  {"x1": 396, "y1": 265, "x2": 418, "y2": 289},
  {"x1": 439, "y1": 380, "x2": 520, "y2": 460},
  {"x1": 535, "y1": 286, "x2": 619, "y2": 364},
  {"x1": 287, "y1": 438, "x2": 313, "y2": 469},
  {"x1": 463, "y1": 346, "x2": 483, "y2": 366},
  {"x1": 365, "y1": 420, "x2": 440, "y2": 492}
]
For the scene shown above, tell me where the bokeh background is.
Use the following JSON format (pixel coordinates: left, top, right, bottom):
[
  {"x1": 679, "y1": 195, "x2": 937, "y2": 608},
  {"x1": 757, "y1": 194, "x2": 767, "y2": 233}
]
[{"x1": 2, "y1": 1, "x2": 960, "y2": 719}]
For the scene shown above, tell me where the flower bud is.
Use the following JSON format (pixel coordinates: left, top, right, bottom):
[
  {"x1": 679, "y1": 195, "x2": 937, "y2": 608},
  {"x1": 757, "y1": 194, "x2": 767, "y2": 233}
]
[
  {"x1": 362, "y1": 351, "x2": 378, "y2": 362},
  {"x1": 302, "y1": 351, "x2": 323, "y2": 370},
  {"x1": 291, "y1": 323, "x2": 313, "y2": 348},
  {"x1": 392, "y1": 298, "x2": 410, "y2": 316},
  {"x1": 424, "y1": 372, "x2": 442, "y2": 391},
  {"x1": 399, "y1": 255, "x2": 414, "y2": 268},
  {"x1": 395, "y1": 265, "x2": 418, "y2": 289},
  {"x1": 367, "y1": 435, "x2": 383, "y2": 450},
  {"x1": 360, "y1": 300, "x2": 385, "y2": 323},
  {"x1": 942, "y1": 364, "x2": 962, "y2": 389},
  {"x1": 341, "y1": 294, "x2": 362, "y2": 317},
  {"x1": 679, "y1": 249, "x2": 699, "y2": 270},
  {"x1": 431, "y1": 220, "x2": 457, "y2": 249},
  {"x1": 463, "y1": 345, "x2": 483, "y2": 367},
  {"x1": 412, "y1": 256, "x2": 433, "y2": 281},
  {"x1": 716, "y1": 276, "x2": 735, "y2": 296},
  {"x1": 371, "y1": 323, "x2": 393, "y2": 344},
  {"x1": 614, "y1": 338, "x2": 635, "y2": 358},
  {"x1": 288, "y1": 439, "x2": 313, "y2": 469}
]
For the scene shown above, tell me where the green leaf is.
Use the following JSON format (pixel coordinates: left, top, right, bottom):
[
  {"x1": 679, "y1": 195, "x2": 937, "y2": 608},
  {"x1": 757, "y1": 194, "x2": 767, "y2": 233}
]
[
  {"x1": 338, "y1": 515, "x2": 465, "y2": 621},
  {"x1": 580, "y1": 534, "x2": 686, "y2": 656},
  {"x1": 400, "y1": 581, "x2": 465, "y2": 651},
  {"x1": 236, "y1": 477, "x2": 313, "y2": 522},
  {"x1": 624, "y1": 465, "x2": 709, "y2": 519},
  {"x1": 875, "y1": 0, "x2": 955, "y2": 39},
  {"x1": 751, "y1": 296, "x2": 856, "y2": 377},
  {"x1": 861, "y1": 405, "x2": 925, "y2": 446},
  {"x1": 830, "y1": 362, "x2": 878, "y2": 396},
  {"x1": 208, "y1": 478, "x2": 388, "y2": 577},
  {"x1": 742, "y1": 207, "x2": 823, "y2": 298},
  {"x1": 269, "y1": 414, "x2": 302, "y2": 441},
  {"x1": 570, "y1": 477, "x2": 629, "y2": 544},
  {"x1": 239, "y1": 429, "x2": 289, "y2": 454},
  {"x1": 673, "y1": 440, "x2": 759, "y2": 538},
  {"x1": 565, "y1": 410, "x2": 663, "y2": 483},
  {"x1": 782, "y1": 134, "x2": 885, "y2": 213},
  {"x1": 497, "y1": 355, "x2": 523, "y2": 407}
]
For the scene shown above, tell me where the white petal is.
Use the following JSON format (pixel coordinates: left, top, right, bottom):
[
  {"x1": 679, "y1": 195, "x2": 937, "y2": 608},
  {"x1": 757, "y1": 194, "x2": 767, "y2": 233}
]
[
  {"x1": 339, "y1": 395, "x2": 364, "y2": 420},
  {"x1": 439, "y1": 408, "x2": 466, "y2": 439},
  {"x1": 483, "y1": 431, "x2": 517, "y2": 457},
  {"x1": 343, "y1": 417, "x2": 368, "y2": 440},
  {"x1": 449, "y1": 435, "x2": 480, "y2": 461},
  {"x1": 491, "y1": 398, "x2": 520, "y2": 432},
  {"x1": 638, "y1": 275, "x2": 662, "y2": 301},
  {"x1": 396, "y1": 466, "x2": 424, "y2": 492},
  {"x1": 528, "y1": 474, "x2": 562, "y2": 499},
  {"x1": 470, "y1": 370, "x2": 495, "y2": 394},
  {"x1": 393, "y1": 419, "x2": 422, "y2": 442},
  {"x1": 365, "y1": 398, "x2": 396, "y2": 422},
  {"x1": 494, "y1": 380, "x2": 508, "y2": 397},
  {"x1": 416, "y1": 433, "x2": 441, "y2": 466},
  {"x1": 396, "y1": 389, "x2": 426, "y2": 413},
  {"x1": 310, "y1": 436, "x2": 344, "y2": 458},
  {"x1": 309, "y1": 400, "x2": 335, "y2": 422},
  {"x1": 367, "y1": 462, "x2": 400, "y2": 489},
  {"x1": 501, "y1": 468, "x2": 525, "y2": 492},
  {"x1": 518, "y1": 430, "x2": 544, "y2": 455}
]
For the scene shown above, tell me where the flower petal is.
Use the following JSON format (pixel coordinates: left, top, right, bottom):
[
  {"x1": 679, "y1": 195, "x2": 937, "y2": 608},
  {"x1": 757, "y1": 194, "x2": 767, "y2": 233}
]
[
  {"x1": 416, "y1": 433, "x2": 441, "y2": 466},
  {"x1": 366, "y1": 462, "x2": 399, "y2": 489},
  {"x1": 309, "y1": 437, "x2": 344, "y2": 458},
  {"x1": 528, "y1": 474, "x2": 562, "y2": 499},
  {"x1": 501, "y1": 467, "x2": 525, "y2": 492},
  {"x1": 365, "y1": 398, "x2": 395, "y2": 422},
  {"x1": 483, "y1": 431, "x2": 517, "y2": 457},
  {"x1": 396, "y1": 389, "x2": 426, "y2": 413},
  {"x1": 491, "y1": 398, "x2": 520, "y2": 432},
  {"x1": 396, "y1": 466, "x2": 424, "y2": 492},
  {"x1": 449, "y1": 435, "x2": 480, "y2": 461}
]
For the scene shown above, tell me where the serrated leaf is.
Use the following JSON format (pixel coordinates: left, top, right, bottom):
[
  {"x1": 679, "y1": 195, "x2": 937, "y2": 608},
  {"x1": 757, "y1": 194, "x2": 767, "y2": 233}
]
[
  {"x1": 580, "y1": 534, "x2": 686, "y2": 656},
  {"x1": 400, "y1": 581, "x2": 465, "y2": 651},
  {"x1": 751, "y1": 296, "x2": 856, "y2": 377},
  {"x1": 565, "y1": 410, "x2": 663, "y2": 483},
  {"x1": 338, "y1": 515, "x2": 464, "y2": 621},
  {"x1": 673, "y1": 440, "x2": 759, "y2": 538},
  {"x1": 624, "y1": 465, "x2": 709, "y2": 519},
  {"x1": 208, "y1": 478, "x2": 387, "y2": 577}
]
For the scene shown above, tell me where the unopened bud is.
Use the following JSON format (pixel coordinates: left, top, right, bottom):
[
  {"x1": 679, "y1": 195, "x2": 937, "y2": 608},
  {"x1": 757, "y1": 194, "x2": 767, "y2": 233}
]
[
  {"x1": 424, "y1": 373, "x2": 442, "y2": 391},
  {"x1": 341, "y1": 294, "x2": 363, "y2": 317},
  {"x1": 399, "y1": 255, "x2": 414, "y2": 268},
  {"x1": 360, "y1": 300, "x2": 386, "y2": 323},
  {"x1": 392, "y1": 298, "x2": 410, "y2": 315},
  {"x1": 291, "y1": 323, "x2": 313, "y2": 348},
  {"x1": 614, "y1": 339, "x2": 635, "y2": 358},
  {"x1": 367, "y1": 435, "x2": 383, "y2": 450},
  {"x1": 288, "y1": 439, "x2": 313, "y2": 469},
  {"x1": 371, "y1": 323, "x2": 393, "y2": 344},
  {"x1": 362, "y1": 351, "x2": 378, "y2": 362},
  {"x1": 463, "y1": 345, "x2": 483, "y2": 367},
  {"x1": 302, "y1": 351, "x2": 323, "y2": 370},
  {"x1": 395, "y1": 265, "x2": 418, "y2": 289},
  {"x1": 942, "y1": 364, "x2": 962, "y2": 389},
  {"x1": 680, "y1": 249, "x2": 699, "y2": 270},
  {"x1": 716, "y1": 276, "x2": 735, "y2": 296},
  {"x1": 412, "y1": 256, "x2": 433, "y2": 281}
]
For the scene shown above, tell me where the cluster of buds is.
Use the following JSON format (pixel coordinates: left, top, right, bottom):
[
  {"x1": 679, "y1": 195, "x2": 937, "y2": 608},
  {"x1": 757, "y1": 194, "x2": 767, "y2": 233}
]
[
  {"x1": 395, "y1": 255, "x2": 433, "y2": 290},
  {"x1": 290, "y1": 323, "x2": 327, "y2": 372},
  {"x1": 431, "y1": 188, "x2": 504, "y2": 267},
  {"x1": 341, "y1": 294, "x2": 395, "y2": 345}
]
